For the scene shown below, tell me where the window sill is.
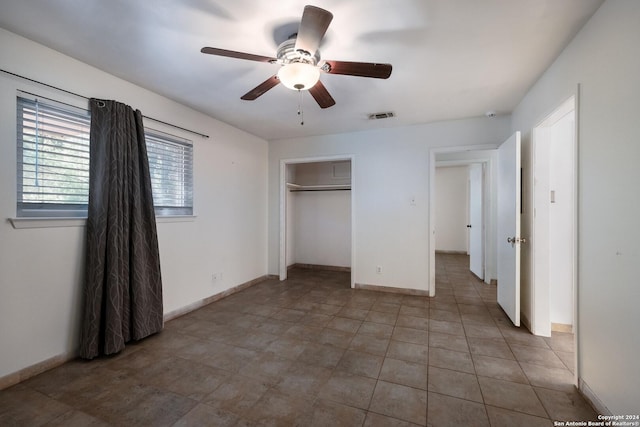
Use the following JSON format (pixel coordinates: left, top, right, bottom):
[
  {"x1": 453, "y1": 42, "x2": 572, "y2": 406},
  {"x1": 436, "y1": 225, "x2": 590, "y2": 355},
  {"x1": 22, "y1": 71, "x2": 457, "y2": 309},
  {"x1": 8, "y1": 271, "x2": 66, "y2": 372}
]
[{"x1": 8, "y1": 215, "x2": 197, "y2": 229}]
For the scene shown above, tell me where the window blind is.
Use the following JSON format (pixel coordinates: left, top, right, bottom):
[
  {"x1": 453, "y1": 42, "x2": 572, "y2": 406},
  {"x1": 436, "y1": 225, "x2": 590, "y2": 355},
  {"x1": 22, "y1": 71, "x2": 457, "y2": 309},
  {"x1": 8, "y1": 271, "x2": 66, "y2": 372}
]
[
  {"x1": 16, "y1": 96, "x2": 194, "y2": 218},
  {"x1": 17, "y1": 96, "x2": 91, "y2": 217},
  {"x1": 145, "y1": 131, "x2": 194, "y2": 216}
]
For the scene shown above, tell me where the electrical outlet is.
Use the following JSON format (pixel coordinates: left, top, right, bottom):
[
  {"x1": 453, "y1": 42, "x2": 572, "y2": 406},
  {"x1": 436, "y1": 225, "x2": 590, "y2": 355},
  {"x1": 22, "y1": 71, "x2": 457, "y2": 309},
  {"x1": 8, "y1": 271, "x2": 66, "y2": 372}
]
[
  {"x1": 376, "y1": 266, "x2": 382, "y2": 274},
  {"x1": 212, "y1": 273, "x2": 219, "y2": 283}
]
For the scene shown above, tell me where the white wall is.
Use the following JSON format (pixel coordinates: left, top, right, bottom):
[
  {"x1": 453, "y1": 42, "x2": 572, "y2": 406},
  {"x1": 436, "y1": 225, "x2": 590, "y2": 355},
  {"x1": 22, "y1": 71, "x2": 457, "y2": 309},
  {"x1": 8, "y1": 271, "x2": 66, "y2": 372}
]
[
  {"x1": 549, "y1": 112, "x2": 575, "y2": 326},
  {"x1": 511, "y1": 0, "x2": 639, "y2": 413},
  {"x1": 269, "y1": 117, "x2": 511, "y2": 291},
  {"x1": 293, "y1": 191, "x2": 351, "y2": 268},
  {"x1": 0, "y1": 29, "x2": 268, "y2": 381},
  {"x1": 435, "y1": 166, "x2": 468, "y2": 252}
]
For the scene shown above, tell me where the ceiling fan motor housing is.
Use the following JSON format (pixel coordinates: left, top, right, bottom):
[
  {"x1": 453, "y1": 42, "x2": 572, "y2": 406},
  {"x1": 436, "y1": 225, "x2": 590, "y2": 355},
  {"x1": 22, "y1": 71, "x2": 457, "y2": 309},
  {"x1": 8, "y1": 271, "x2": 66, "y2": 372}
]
[
  {"x1": 277, "y1": 38, "x2": 320, "y2": 66},
  {"x1": 276, "y1": 38, "x2": 322, "y2": 90}
]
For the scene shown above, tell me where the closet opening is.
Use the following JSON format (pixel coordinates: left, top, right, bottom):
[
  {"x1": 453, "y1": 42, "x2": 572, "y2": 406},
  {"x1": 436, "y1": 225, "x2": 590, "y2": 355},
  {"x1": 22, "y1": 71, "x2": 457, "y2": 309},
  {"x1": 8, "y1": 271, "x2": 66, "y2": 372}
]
[{"x1": 279, "y1": 156, "x2": 355, "y2": 287}]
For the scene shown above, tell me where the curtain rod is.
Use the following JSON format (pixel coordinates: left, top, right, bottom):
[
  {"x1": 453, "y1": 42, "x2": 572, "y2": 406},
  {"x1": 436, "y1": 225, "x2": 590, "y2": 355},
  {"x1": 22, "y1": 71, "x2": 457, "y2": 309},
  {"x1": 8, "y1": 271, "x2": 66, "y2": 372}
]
[{"x1": 1, "y1": 68, "x2": 210, "y2": 139}]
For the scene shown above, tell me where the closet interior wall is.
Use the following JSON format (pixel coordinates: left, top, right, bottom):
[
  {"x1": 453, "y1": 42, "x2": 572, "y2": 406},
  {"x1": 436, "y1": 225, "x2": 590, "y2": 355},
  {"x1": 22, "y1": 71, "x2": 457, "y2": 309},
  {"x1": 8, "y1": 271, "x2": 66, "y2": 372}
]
[{"x1": 286, "y1": 161, "x2": 351, "y2": 270}]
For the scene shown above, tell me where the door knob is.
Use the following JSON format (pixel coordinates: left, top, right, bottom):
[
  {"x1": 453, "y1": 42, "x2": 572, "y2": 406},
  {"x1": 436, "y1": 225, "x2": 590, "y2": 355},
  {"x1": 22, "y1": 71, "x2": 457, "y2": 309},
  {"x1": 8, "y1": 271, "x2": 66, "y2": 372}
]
[{"x1": 466, "y1": 224, "x2": 472, "y2": 228}]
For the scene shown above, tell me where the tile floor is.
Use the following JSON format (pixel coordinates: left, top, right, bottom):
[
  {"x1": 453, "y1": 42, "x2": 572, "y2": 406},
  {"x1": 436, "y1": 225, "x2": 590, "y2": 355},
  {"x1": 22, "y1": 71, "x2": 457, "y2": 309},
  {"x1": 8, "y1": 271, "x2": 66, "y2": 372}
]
[{"x1": 0, "y1": 254, "x2": 598, "y2": 426}]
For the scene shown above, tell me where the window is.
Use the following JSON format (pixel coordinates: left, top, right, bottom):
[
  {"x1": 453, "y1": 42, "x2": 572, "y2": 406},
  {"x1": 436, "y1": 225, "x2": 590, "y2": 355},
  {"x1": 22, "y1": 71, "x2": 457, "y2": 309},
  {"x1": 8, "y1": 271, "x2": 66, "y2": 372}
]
[
  {"x1": 16, "y1": 96, "x2": 193, "y2": 217},
  {"x1": 17, "y1": 96, "x2": 91, "y2": 217},
  {"x1": 145, "y1": 132, "x2": 193, "y2": 216}
]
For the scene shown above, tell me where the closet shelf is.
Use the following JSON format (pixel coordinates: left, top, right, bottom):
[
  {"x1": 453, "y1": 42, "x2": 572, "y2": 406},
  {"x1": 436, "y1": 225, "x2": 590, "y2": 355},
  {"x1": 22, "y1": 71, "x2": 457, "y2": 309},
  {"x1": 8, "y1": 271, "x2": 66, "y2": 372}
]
[{"x1": 287, "y1": 183, "x2": 351, "y2": 192}]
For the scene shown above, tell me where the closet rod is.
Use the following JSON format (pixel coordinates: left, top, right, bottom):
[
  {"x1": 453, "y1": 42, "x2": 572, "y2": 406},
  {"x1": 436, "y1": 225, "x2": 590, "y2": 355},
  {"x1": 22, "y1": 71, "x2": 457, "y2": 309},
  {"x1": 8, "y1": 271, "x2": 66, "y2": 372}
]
[
  {"x1": 1, "y1": 68, "x2": 210, "y2": 139},
  {"x1": 290, "y1": 188, "x2": 351, "y2": 192}
]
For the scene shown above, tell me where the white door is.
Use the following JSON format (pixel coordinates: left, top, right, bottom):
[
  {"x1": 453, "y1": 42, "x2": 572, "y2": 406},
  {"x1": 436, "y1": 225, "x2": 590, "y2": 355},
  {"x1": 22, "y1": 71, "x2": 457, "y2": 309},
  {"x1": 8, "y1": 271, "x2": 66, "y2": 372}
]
[
  {"x1": 497, "y1": 132, "x2": 522, "y2": 327},
  {"x1": 468, "y1": 164, "x2": 484, "y2": 279}
]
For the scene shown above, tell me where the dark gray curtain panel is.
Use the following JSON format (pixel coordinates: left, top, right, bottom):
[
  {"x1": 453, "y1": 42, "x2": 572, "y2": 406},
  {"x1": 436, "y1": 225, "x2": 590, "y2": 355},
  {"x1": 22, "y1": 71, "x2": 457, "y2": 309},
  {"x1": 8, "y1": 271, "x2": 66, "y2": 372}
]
[{"x1": 80, "y1": 99, "x2": 163, "y2": 359}]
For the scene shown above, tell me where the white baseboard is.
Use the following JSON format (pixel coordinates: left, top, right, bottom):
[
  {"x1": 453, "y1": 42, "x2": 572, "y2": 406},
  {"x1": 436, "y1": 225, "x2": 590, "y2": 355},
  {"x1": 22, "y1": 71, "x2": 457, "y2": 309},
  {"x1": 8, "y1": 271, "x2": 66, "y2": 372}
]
[{"x1": 579, "y1": 378, "x2": 611, "y2": 415}]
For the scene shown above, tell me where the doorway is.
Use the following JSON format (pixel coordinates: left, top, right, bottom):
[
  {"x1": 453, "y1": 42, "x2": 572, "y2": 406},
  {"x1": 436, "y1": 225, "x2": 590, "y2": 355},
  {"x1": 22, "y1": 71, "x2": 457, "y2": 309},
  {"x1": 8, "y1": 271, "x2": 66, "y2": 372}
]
[
  {"x1": 429, "y1": 146, "x2": 498, "y2": 296},
  {"x1": 279, "y1": 155, "x2": 355, "y2": 287},
  {"x1": 433, "y1": 163, "x2": 485, "y2": 280},
  {"x1": 531, "y1": 96, "x2": 577, "y2": 338}
]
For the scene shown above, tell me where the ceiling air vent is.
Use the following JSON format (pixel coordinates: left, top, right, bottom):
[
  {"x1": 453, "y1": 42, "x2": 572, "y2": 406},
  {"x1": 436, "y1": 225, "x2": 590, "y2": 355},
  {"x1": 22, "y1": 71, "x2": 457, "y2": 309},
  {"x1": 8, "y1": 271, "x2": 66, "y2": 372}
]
[{"x1": 368, "y1": 112, "x2": 395, "y2": 120}]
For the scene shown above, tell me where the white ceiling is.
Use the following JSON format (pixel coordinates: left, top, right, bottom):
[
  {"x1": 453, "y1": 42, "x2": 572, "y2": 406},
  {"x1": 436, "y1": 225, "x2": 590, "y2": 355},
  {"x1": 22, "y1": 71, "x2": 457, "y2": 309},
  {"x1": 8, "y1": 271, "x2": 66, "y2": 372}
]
[{"x1": 0, "y1": 0, "x2": 602, "y2": 140}]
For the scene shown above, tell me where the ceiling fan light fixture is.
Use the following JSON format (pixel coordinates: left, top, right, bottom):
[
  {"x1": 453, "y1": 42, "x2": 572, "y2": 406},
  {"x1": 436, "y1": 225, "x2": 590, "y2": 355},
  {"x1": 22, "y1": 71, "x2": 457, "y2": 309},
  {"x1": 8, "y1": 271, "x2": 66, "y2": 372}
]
[{"x1": 277, "y1": 62, "x2": 320, "y2": 91}]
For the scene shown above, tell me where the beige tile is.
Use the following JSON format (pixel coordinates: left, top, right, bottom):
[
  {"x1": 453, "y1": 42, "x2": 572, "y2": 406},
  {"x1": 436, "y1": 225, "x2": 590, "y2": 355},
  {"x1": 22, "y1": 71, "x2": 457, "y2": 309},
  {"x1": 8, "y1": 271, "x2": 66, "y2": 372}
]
[
  {"x1": 264, "y1": 337, "x2": 308, "y2": 360},
  {"x1": 363, "y1": 412, "x2": 420, "y2": 427},
  {"x1": 365, "y1": 310, "x2": 398, "y2": 325},
  {"x1": 369, "y1": 380, "x2": 427, "y2": 425},
  {"x1": 239, "y1": 352, "x2": 293, "y2": 385},
  {"x1": 371, "y1": 301, "x2": 401, "y2": 314},
  {"x1": 172, "y1": 404, "x2": 238, "y2": 427},
  {"x1": 461, "y1": 312, "x2": 496, "y2": 325},
  {"x1": 379, "y1": 357, "x2": 428, "y2": 390},
  {"x1": 141, "y1": 357, "x2": 230, "y2": 401},
  {"x1": 428, "y1": 366, "x2": 483, "y2": 402},
  {"x1": 392, "y1": 326, "x2": 429, "y2": 345},
  {"x1": 427, "y1": 392, "x2": 489, "y2": 427},
  {"x1": 245, "y1": 389, "x2": 314, "y2": 425},
  {"x1": 545, "y1": 332, "x2": 575, "y2": 353},
  {"x1": 429, "y1": 319, "x2": 466, "y2": 336},
  {"x1": 501, "y1": 327, "x2": 550, "y2": 348},
  {"x1": 429, "y1": 309, "x2": 462, "y2": 323},
  {"x1": 485, "y1": 405, "x2": 552, "y2": 427},
  {"x1": 396, "y1": 314, "x2": 429, "y2": 330},
  {"x1": 472, "y1": 354, "x2": 529, "y2": 384},
  {"x1": 348, "y1": 333, "x2": 390, "y2": 356},
  {"x1": 337, "y1": 307, "x2": 370, "y2": 320},
  {"x1": 429, "y1": 347, "x2": 475, "y2": 374},
  {"x1": 327, "y1": 316, "x2": 363, "y2": 334},
  {"x1": 308, "y1": 399, "x2": 367, "y2": 427},
  {"x1": 401, "y1": 296, "x2": 430, "y2": 308},
  {"x1": 534, "y1": 387, "x2": 598, "y2": 421},
  {"x1": 0, "y1": 385, "x2": 73, "y2": 426},
  {"x1": 203, "y1": 375, "x2": 270, "y2": 416},
  {"x1": 458, "y1": 303, "x2": 491, "y2": 315},
  {"x1": 386, "y1": 340, "x2": 429, "y2": 364},
  {"x1": 317, "y1": 327, "x2": 355, "y2": 348},
  {"x1": 478, "y1": 376, "x2": 547, "y2": 417},
  {"x1": 555, "y1": 350, "x2": 576, "y2": 373},
  {"x1": 430, "y1": 301, "x2": 460, "y2": 313},
  {"x1": 463, "y1": 322, "x2": 503, "y2": 339},
  {"x1": 429, "y1": 331, "x2": 469, "y2": 353},
  {"x1": 284, "y1": 324, "x2": 325, "y2": 341},
  {"x1": 298, "y1": 342, "x2": 346, "y2": 368},
  {"x1": 520, "y1": 362, "x2": 575, "y2": 392},
  {"x1": 318, "y1": 371, "x2": 377, "y2": 410},
  {"x1": 358, "y1": 321, "x2": 394, "y2": 339},
  {"x1": 399, "y1": 305, "x2": 429, "y2": 318},
  {"x1": 274, "y1": 361, "x2": 333, "y2": 397},
  {"x1": 467, "y1": 337, "x2": 515, "y2": 360},
  {"x1": 336, "y1": 350, "x2": 384, "y2": 379},
  {"x1": 510, "y1": 344, "x2": 566, "y2": 369}
]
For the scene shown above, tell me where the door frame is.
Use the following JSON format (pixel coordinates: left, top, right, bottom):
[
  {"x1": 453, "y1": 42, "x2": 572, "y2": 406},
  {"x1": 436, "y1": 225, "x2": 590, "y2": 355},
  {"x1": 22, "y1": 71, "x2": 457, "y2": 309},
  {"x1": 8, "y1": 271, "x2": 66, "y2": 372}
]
[
  {"x1": 279, "y1": 154, "x2": 356, "y2": 288},
  {"x1": 429, "y1": 144, "x2": 497, "y2": 296},
  {"x1": 530, "y1": 92, "x2": 579, "y2": 384}
]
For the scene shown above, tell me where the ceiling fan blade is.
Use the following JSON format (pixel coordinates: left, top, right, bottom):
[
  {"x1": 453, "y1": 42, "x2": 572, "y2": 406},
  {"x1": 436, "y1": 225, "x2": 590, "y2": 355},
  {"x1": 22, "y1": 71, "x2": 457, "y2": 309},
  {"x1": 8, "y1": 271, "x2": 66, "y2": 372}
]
[
  {"x1": 309, "y1": 80, "x2": 336, "y2": 109},
  {"x1": 240, "y1": 75, "x2": 280, "y2": 100},
  {"x1": 322, "y1": 60, "x2": 392, "y2": 79},
  {"x1": 201, "y1": 47, "x2": 276, "y2": 63},
  {"x1": 295, "y1": 5, "x2": 333, "y2": 57}
]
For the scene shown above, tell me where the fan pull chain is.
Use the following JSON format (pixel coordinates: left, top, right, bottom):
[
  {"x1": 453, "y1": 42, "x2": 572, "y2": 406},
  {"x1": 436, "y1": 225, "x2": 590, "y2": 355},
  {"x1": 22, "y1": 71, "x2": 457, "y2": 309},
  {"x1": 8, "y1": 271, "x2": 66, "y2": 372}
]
[{"x1": 297, "y1": 89, "x2": 304, "y2": 126}]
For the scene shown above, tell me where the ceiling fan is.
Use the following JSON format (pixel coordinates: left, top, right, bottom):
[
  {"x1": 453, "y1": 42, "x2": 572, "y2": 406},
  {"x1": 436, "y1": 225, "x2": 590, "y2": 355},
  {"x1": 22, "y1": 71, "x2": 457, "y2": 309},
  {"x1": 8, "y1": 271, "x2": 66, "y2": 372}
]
[{"x1": 201, "y1": 5, "x2": 392, "y2": 109}]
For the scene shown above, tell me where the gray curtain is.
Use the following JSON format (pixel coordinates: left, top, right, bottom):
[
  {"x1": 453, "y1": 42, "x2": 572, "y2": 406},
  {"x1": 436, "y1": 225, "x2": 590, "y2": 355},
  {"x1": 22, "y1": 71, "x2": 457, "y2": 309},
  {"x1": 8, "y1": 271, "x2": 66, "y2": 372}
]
[{"x1": 80, "y1": 99, "x2": 163, "y2": 359}]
